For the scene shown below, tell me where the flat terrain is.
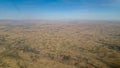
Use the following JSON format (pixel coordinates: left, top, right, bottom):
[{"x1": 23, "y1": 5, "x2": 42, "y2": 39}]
[{"x1": 0, "y1": 20, "x2": 120, "y2": 68}]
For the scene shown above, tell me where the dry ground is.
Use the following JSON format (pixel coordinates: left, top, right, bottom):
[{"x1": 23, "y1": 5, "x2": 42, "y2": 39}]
[{"x1": 0, "y1": 20, "x2": 120, "y2": 68}]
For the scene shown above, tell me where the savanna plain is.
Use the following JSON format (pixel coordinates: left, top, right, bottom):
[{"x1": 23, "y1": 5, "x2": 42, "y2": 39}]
[{"x1": 0, "y1": 20, "x2": 120, "y2": 68}]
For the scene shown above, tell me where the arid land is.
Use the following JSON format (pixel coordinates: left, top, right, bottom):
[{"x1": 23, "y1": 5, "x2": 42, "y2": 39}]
[{"x1": 0, "y1": 20, "x2": 120, "y2": 68}]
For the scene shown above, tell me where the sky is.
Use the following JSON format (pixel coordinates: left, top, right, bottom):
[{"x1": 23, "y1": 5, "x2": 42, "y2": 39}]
[{"x1": 0, "y1": 0, "x2": 120, "y2": 20}]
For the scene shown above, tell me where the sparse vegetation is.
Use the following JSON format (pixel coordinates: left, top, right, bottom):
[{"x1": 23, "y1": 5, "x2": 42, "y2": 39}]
[{"x1": 0, "y1": 20, "x2": 120, "y2": 68}]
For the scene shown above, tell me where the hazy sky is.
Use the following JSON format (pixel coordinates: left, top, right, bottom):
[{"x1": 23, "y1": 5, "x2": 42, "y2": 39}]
[{"x1": 0, "y1": 0, "x2": 120, "y2": 20}]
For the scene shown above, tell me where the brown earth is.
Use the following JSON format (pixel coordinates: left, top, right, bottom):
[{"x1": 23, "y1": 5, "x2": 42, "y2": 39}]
[{"x1": 0, "y1": 20, "x2": 120, "y2": 68}]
